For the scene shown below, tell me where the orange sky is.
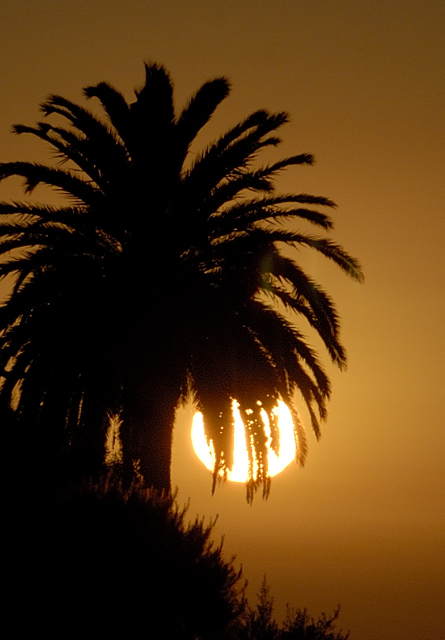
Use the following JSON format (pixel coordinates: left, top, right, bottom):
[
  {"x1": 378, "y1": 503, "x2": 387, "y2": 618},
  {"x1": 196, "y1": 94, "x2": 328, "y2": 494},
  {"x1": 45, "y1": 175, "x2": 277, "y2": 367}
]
[{"x1": 1, "y1": 2, "x2": 444, "y2": 638}]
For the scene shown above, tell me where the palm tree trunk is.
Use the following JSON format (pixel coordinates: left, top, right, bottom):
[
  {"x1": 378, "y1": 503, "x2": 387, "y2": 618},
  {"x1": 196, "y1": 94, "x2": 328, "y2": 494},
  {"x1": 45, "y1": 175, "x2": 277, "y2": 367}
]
[{"x1": 120, "y1": 378, "x2": 178, "y2": 493}]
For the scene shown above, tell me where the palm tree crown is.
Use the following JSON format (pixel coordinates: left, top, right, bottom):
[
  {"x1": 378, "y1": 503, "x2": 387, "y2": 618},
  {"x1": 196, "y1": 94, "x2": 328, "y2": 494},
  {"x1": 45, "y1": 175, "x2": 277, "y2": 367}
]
[{"x1": 0, "y1": 63, "x2": 363, "y2": 498}]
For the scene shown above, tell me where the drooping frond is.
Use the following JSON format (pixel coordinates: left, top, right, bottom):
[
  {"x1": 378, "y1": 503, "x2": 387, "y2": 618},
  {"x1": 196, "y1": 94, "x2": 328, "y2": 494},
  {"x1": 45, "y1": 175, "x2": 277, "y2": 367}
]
[
  {"x1": 0, "y1": 161, "x2": 102, "y2": 203},
  {"x1": 13, "y1": 123, "x2": 126, "y2": 192},
  {"x1": 83, "y1": 82, "x2": 131, "y2": 145},
  {"x1": 210, "y1": 194, "x2": 336, "y2": 232},
  {"x1": 40, "y1": 94, "x2": 129, "y2": 165},
  {"x1": 264, "y1": 249, "x2": 347, "y2": 364}
]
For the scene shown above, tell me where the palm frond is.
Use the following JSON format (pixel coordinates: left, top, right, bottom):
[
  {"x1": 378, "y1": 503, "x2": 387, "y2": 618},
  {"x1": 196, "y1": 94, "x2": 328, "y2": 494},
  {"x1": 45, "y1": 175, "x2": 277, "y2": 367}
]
[
  {"x1": 0, "y1": 161, "x2": 101, "y2": 203},
  {"x1": 83, "y1": 82, "x2": 131, "y2": 145},
  {"x1": 176, "y1": 77, "x2": 231, "y2": 159},
  {"x1": 37, "y1": 95, "x2": 130, "y2": 176},
  {"x1": 210, "y1": 194, "x2": 336, "y2": 231}
]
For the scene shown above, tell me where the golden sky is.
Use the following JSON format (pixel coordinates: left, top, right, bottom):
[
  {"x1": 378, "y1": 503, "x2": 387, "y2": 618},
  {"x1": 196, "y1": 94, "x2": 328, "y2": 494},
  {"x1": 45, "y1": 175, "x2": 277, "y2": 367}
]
[{"x1": 1, "y1": 2, "x2": 444, "y2": 638}]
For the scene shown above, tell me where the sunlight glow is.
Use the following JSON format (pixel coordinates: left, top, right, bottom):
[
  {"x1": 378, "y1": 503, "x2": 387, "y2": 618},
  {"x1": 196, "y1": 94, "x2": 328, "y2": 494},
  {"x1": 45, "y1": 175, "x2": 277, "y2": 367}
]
[{"x1": 191, "y1": 400, "x2": 296, "y2": 482}]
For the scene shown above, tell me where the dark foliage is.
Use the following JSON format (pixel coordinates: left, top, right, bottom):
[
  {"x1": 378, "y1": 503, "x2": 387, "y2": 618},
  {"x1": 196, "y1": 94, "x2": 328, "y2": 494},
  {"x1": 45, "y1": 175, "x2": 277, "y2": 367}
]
[
  {"x1": 235, "y1": 577, "x2": 350, "y2": 640},
  {"x1": 10, "y1": 479, "x2": 243, "y2": 639}
]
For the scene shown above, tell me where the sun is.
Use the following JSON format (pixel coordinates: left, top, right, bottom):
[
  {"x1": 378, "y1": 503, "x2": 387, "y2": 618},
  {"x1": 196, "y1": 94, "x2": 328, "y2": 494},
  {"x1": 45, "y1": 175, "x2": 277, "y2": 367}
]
[{"x1": 191, "y1": 400, "x2": 296, "y2": 482}]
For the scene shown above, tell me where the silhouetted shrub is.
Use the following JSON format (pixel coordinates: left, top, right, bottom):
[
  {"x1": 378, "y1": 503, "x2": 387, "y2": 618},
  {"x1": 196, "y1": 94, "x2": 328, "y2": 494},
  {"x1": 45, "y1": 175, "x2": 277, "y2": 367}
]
[
  {"x1": 11, "y1": 478, "x2": 243, "y2": 639},
  {"x1": 10, "y1": 480, "x2": 351, "y2": 639},
  {"x1": 234, "y1": 576, "x2": 350, "y2": 640}
]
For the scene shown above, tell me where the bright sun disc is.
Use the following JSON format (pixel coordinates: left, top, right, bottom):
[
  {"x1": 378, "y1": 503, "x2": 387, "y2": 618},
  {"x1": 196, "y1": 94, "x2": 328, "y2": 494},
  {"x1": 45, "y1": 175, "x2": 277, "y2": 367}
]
[{"x1": 191, "y1": 400, "x2": 296, "y2": 482}]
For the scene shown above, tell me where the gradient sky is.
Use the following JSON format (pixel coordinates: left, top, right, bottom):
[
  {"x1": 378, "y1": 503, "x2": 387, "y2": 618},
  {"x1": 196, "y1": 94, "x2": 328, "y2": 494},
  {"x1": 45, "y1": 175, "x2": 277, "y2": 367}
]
[{"x1": 1, "y1": 2, "x2": 444, "y2": 639}]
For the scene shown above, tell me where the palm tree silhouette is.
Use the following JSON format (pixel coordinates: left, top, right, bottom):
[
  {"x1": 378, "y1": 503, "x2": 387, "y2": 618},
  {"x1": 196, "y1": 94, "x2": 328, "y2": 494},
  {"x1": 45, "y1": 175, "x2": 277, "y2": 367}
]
[{"x1": 0, "y1": 63, "x2": 363, "y2": 497}]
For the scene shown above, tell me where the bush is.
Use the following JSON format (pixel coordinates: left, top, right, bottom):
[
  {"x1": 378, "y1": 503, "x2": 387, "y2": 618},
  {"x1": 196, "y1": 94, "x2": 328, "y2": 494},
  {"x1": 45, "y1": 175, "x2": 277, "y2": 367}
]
[
  {"x1": 11, "y1": 478, "x2": 243, "y2": 639},
  {"x1": 10, "y1": 479, "x2": 351, "y2": 640},
  {"x1": 235, "y1": 576, "x2": 350, "y2": 640}
]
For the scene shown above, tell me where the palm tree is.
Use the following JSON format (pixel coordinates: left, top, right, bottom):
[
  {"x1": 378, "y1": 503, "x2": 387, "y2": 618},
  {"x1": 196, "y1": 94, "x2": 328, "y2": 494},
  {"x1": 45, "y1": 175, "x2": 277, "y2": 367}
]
[{"x1": 0, "y1": 63, "x2": 363, "y2": 497}]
